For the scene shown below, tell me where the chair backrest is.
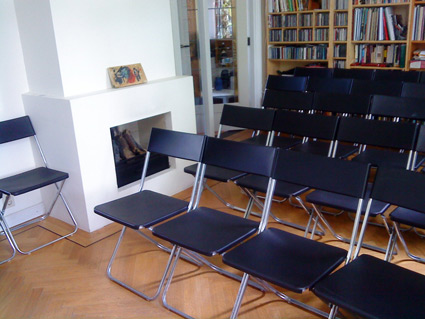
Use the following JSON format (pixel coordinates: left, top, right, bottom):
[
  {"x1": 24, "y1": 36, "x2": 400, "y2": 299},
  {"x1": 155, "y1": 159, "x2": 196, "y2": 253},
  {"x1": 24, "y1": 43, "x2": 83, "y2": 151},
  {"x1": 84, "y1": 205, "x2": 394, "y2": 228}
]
[
  {"x1": 293, "y1": 67, "x2": 333, "y2": 78},
  {"x1": 0, "y1": 116, "x2": 35, "y2": 144},
  {"x1": 337, "y1": 117, "x2": 419, "y2": 150},
  {"x1": 307, "y1": 77, "x2": 353, "y2": 94},
  {"x1": 401, "y1": 82, "x2": 425, "y2": 99},
  {"x1": 148, "y1": 128, "x2": 206, "y2": 162},
  {"x1": 273, "y1": 149, "x2": 370, "y2": 198},
  {"x1": 333, "y1": 68, "x2": 375, "y2": 80},
  {"x1": 265, "y1": 75, "x2": 308, "y2": 92},
  {"x1": 202, "y1": 137, "x2": 277, "y2": 177},
  {"x1": 313, "y1": 92, "x2": 371, "y2": 116},
  {"x1": 350, "y1": 79, "x2": 403, "y2": 96},
  {"x1": 371, "y1": 167, "x2": 425, "y2": 214},
  {"x1": 262, "y1": 89, "x2": 314, "y2": 111},
  {"x1": 219, "y1": 104, "x2": 275, "y2": 131},
  {"x1": 373, "y1": 69, "x2": 421, "y2": 83},
  {"x1": 273, "y1": 110, "x2": 340, "y2": 141},
  {"x1": 369, "y1": 95, "x2": 425, "y2": 121}
]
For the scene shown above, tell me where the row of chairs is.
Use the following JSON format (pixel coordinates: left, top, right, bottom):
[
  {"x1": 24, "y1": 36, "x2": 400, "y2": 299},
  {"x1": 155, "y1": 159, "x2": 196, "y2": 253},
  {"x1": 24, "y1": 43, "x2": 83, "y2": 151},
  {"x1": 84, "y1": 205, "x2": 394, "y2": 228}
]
[
  {"x1": 292, "y1": 66, "x2": 425, "y2": 83},
  {"x1": 266, "y1": 74, "x2": 425, "y2": 99},
  {"x1": 94, "y1": 127, "x2": 425, "y2": 319}
]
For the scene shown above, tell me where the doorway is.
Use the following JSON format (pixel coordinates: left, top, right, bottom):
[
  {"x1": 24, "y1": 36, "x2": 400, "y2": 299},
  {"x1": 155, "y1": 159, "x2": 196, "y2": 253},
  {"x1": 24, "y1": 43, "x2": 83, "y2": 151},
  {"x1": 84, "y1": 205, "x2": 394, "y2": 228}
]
[{"x1": 172, "y1": 0, "x2": 264, "y2": 135}]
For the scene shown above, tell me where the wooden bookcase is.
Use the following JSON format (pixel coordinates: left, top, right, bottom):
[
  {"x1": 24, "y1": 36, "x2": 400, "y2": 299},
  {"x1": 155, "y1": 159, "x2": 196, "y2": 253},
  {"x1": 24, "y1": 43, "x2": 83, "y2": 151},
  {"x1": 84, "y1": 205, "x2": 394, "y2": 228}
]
[{"x1": 266, "y1": 0, "x2": 422, "y2": 73}]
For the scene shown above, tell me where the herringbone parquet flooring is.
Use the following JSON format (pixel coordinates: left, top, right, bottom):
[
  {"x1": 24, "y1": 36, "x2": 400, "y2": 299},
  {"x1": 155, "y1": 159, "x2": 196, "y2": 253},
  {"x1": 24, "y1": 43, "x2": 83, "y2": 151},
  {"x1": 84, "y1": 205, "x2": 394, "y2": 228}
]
[{"x1": 2, "y1": 131, "x2": 425, "y2": 318}]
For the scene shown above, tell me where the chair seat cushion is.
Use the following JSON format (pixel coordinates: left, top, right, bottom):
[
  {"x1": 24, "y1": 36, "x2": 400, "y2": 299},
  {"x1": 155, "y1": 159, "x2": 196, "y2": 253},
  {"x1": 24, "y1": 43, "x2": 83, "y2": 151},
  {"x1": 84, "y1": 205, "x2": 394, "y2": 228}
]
[
  {"x1": 152, "y1": 207, "x2": 259, "y2": 256},
  {"x1": 223, "y1": 228, "x2": 347, "y2": 293},
  {"x1": 306, "y1": 183, "x2": 389, "y2": 216},
  {"x1": 184, "y1": 164, "x2": 246, "y2": 182},
  {"x1": 352, "y1": 149, "x2": 411, "y2": 169},
  {"x1": 94, "y1": 190, "x2": 188, "y2": 229},
  {"x1": 390, "y1": 207, "x2": 425, "y2": 229},
  {"x1": 0, "y1": 167, "x2": 69, "y2": 196},
  {"x1": 236, "y1": 174, "x2": 308, "y2": 198},
  {"x1": 313, "y1": 254, "x2": 425, "y2": 319}
]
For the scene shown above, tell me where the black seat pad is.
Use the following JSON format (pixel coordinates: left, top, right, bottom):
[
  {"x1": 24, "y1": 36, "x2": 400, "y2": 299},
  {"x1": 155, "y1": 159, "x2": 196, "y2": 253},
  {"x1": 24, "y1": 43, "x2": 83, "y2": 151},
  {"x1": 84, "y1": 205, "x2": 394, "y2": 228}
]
[
  {"x1": 313, "y1": 254, "x2": 425, "y2": 319},
  {"x1": 291, "y1": 141, "x2": 333, "y2": 157},
  {"x1": 152, "y1": 207, "x2": 259, "y2": 256},
  {"x1": 223, "y1": 228, "x2": 347, "y2": 293},
  {"x1": 390, "y1": 207, "x2": 425, "y2": 229},
  {"x1": 236, "y1": 174, "x2": 308, "y2": 198},
  {"x1": 184, "y1": 164, "x2": 246, "y2": 182},
  {"x1": 0, "y1": 167, "x2": 68, "y2": 196},
  {"x1": 306, "y1": 183, "x2": 389, "y2": 216},
  {"x1": 94, "y1": 190, "x2": 188, "y2": 229},
  {"x1": 352, "y1": 149, "x2": 411, "y2": 169},
  {"x1": 242, "y1": 134, "x2": 269, "y2": 145}
]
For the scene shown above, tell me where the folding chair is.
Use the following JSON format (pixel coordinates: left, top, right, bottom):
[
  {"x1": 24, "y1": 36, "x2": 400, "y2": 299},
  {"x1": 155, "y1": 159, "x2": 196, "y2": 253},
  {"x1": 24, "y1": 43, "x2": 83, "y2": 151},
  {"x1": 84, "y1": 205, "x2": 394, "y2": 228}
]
[
  {"x1": 386, "y1": 125, "x2": 425, "y2": 262},
  {"x1": 373, "y1": 69, "x2": 421, "y2": 83},
  {"x1": 152, "y1": 137, "x2": 277, "y2": 319},
  {"x1": 0, "y1": 116, "x2": 78, "y2": 264},
  {"x1": 369, "y1": 94, "x2": 425, "y2": 169},
  {"x1": 313, "y1": 167, "x2": 425, "y2": 319},
  {"x1": 265, "y1": 75, "x2": 308, "y2": 91},
  {"x1": 223, "y1": 150, "x2": 372, "y2": 319},
  {"x1": 350, "y1": 79, "x2": 403, "y2": 96},
  {"x1": 306, "y1": 117, "x2": 419, "y2": 253},
  {"x1": 262, "y1": 89, "x2": 315, "y2": 112},
  {"x1": 335, "y1": 116, "x2": 419, "y2": 170},
  {"x1": 94, "y1": 128, "x2": 206, "y2": 301},
  {"x1": 293, "y1": 66, "x2": 333, "y2": 78},
  {"x1": 401, "y1": 82, "x2": 425, "y2": 99},
  {"x1": 312, "y1": 92, "x2": 371, "y2": 117},
  {"x1": 332, "y1": 68, "x2": 375, "y2": 80},
  {"x1": 236, "y1": 111, "x2": 341, "y2": 236},
  {"x1": 306, "y1": 77, "x2": 353, "y2": 94},
  {"x1": 184, "y1": 104, "x2": 275, "y2": 213}
]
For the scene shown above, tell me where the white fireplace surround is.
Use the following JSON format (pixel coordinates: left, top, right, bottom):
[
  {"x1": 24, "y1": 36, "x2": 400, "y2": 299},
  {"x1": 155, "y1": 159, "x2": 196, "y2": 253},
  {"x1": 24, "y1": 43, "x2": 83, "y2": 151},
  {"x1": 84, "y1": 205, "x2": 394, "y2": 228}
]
[{"x1": 23, "y1": 76, "x2": 197, "y2": 232}]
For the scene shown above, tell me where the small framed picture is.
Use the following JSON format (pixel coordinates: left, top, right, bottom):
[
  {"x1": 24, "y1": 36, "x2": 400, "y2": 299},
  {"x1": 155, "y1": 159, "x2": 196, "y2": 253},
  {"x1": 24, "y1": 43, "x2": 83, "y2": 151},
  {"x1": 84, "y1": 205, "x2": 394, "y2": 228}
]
[{"x1": 108, "y1": 63, "x2": 147, "y2": 88}]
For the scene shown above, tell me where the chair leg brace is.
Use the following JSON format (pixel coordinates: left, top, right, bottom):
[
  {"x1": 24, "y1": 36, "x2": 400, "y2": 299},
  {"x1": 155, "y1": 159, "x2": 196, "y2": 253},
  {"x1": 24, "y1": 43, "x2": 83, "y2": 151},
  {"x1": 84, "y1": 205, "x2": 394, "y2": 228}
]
[
  {"x1": 0, "y1": 180, "x2": 78, "y2": 256},
  {"x1": 107, "y1": 226, "x2": 177, "y2": 301}
]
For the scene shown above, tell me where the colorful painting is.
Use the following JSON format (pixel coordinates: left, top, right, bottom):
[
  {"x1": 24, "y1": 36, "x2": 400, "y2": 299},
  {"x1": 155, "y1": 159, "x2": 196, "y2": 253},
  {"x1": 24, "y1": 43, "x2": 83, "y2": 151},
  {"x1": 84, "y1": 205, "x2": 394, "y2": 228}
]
[{"x1": 108, "y1": 63, "x2": 147, "y2": 88}]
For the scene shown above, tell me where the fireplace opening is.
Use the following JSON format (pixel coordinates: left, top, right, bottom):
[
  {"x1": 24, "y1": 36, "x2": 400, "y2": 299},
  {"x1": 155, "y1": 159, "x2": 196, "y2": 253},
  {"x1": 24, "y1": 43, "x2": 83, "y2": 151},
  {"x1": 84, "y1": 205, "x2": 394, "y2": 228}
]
[{"x1": 110, "y1": 113, "x2": 171, "y2": 188}]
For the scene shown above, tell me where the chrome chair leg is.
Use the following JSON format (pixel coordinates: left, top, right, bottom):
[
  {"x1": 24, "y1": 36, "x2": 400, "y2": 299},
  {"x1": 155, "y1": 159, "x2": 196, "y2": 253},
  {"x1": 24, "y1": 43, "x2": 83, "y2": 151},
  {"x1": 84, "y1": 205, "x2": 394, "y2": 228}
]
[{"x1": 0, "y1": 217, "x2": 16, "y2": 265}]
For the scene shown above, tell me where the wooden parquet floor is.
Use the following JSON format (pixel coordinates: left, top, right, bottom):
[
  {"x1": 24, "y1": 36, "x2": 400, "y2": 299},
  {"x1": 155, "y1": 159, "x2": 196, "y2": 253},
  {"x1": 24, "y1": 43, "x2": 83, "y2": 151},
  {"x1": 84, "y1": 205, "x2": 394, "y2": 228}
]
[{"x1": 2, "y1": 132, "x2": 425, "y2": 318}]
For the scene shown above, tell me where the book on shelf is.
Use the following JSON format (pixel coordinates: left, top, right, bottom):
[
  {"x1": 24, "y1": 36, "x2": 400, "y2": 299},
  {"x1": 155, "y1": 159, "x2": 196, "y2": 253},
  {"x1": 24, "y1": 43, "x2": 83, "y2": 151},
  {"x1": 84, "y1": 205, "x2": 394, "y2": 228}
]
[
  {"x1": 410, "y1": 60, "x2": 425, "y2": 69},
  {"x1": 354, "y1": 43, "x2": 406, "y2": 67}
]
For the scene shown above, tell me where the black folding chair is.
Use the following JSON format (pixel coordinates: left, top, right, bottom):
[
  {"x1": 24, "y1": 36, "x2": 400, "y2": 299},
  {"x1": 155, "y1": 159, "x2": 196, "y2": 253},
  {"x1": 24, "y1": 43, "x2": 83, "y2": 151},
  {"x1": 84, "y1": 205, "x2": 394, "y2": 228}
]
[
  {"x1": 94, "y1": 128, "x2": 206, "y2": 301},
  {"x1": 306, "y1": 77, "x2": 353, "y2": 94},
  {"x1": 152, "y1": 137, "x2": 277, "y2": 319},
  {"x1": 265, "y1": 75, "x2": 308, "y2": 91},
  {"x1": 350, "y1": 79, "x2": 403, "y2": 96},
  {"x1": 306, "y1": 117, "x2": 419, "y2": 253},
  {"x1": 223, "y1": 150, "x2": 372, "y2": 319},
  {"x1": 335, "y1": 116, "x2": 419, "y2": 170},
  {"x1": 401, "y1": 82, "x2": 425, "y2": 99},
  {"x1": 373, "y1": 69, "x2": 421, "y2": 83},
  {"x1": 294, "y1": 67, "x2": 333, "y2": 78},
  {"x1": 369, "y1": 94, "x2": 425, "y2": 169},
  {"x1": 312, "y1": 92, "x2": 371, "y2": 117},
  {"x1": 236, "y1": 111, "x2": 341, "y2": 236},
  {"x1": 332, "y1": 68, "x2": 375, "y2": 80},
  {"x1": 313, "y1": 167, "x2": 425, "y2": 319},
  {"x1": 262, "y1": 89, "x2": 315, "y2": 112},
  {"x1": 386, "y1": 125, "x2": 425, "y2": 262},
  {"x1": 0, "y1": 116, "x2": 78, "y2": 264},
  {"x1": 184, "y1": 104, "x2": 275, "y2": 213}
]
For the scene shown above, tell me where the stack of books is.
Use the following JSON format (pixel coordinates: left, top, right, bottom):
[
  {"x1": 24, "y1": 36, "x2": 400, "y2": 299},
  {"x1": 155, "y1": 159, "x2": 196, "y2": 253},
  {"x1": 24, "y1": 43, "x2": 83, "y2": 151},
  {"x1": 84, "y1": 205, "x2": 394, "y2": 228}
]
[{"x1": 410, "y1": 49, "x2": 425, "y2": 69}]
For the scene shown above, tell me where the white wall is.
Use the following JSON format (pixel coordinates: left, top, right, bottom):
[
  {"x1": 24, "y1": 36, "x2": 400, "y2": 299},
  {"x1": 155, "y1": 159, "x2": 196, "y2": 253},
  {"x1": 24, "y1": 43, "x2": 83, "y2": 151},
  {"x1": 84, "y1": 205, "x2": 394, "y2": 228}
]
[
  {"x1": 15, "y1": 0, "x2": 177, "y2": 97},
  {"x1": 0, "y1": 0, "x2": 43, "y2": 225}
]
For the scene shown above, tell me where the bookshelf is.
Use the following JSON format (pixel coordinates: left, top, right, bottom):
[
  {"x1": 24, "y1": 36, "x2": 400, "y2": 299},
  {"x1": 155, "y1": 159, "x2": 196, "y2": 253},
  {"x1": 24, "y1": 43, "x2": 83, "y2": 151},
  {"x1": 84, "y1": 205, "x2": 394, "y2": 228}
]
[{"x1": 266, "y1": 0, "x2": 421, "y2": 73}]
